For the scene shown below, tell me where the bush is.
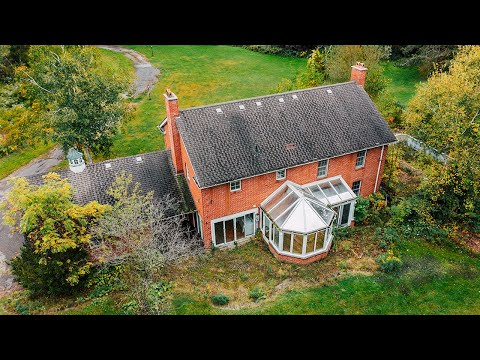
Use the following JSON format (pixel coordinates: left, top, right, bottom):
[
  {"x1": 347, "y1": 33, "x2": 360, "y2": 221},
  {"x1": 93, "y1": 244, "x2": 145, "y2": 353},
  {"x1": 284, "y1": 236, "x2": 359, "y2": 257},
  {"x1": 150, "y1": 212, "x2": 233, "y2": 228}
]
[
  {"x1": 376, "y1": 249, "x2": 402, "y2": 273},
  {"x1": 10, "y1": 241, "x2": 90, "y2": 297},
  {"x1": 239, "y1": 45, "x2": 316, "y2": 58},
  {"x1": 354, "y1": 193, "x2": 388, "y2": 225},
  {"x1": 249, "y1": 287, "x2": 266, "y2": 302},
  {"x1": 332, "y1": 226, "x2": 355, "y2": 240},
  {"x1": 353, "y1": 197, "x2": 369, "y2": 224},
  {"x1": 211, "y1": 293, "x2": 230, "y2": 306}
]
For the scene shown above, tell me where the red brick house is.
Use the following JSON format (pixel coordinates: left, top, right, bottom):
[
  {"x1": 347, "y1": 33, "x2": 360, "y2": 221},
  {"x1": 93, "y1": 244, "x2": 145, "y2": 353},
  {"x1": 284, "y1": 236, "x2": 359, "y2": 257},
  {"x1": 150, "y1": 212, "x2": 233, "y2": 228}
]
[{"x1": 160, "y1": 63, "x2": 397, "y2": 263}]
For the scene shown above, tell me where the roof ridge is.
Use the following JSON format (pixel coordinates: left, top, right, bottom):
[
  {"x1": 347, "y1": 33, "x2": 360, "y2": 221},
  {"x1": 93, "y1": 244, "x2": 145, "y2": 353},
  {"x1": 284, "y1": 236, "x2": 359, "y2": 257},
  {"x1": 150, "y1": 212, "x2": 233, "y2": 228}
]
[
  {"x1": 24, "y1": 149, "x2": 172, "y2": 180},
  {"x1": 178, "y1": 81, "x2": 357, "y2": 113},
  {"x1": 91, "y1": 149, "x2": 171, "y2": 167}
]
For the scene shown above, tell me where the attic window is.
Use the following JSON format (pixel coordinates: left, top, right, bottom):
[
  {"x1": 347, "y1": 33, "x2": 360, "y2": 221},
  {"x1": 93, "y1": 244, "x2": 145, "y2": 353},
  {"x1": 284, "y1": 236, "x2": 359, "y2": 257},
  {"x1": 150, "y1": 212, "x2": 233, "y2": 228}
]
[
  {"x1": 105, "y1": 163, "x2": 112, "y2": 169},
  {"x1": 239, "y1": 105, "x2": 245, "y2": 110},
  {"x1": 216, "y1": 108, "x2": 223, "y2": 114},
  {"x1": 256, "y1": 101, "x2": 262, "y2": 107},
  {"x1": 292, "y1": 94, "x2": 298, "y2": 100},
  {"x1": 278, "y1": 98, "x2": 284, "y2": 103},
  {"x1": 326, "y1": 89, "x2": 333, "y2": 94},
  {"x1": 135, "y1": 156, "x2": 143, "y2": 163},
  {"x1": 285, "y1": 143, "x2": 297, "y2": 150}
]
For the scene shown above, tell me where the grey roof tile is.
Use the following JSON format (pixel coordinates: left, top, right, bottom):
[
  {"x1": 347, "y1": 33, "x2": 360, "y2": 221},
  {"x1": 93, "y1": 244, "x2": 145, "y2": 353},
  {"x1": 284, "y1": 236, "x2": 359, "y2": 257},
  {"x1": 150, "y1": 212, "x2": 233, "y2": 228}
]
[
  {"x1": 176, "y1": 81, "x2": 397, "y2": 188},
  {"x1": 26, "y1": 150, "x2": 193, "y2": 217}
]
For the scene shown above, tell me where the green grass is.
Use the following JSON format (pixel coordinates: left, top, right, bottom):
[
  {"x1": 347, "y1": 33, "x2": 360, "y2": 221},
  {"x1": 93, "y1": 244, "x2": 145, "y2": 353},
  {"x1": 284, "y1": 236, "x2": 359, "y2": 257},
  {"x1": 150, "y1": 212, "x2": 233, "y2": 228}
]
[
  {"x1": 248, "y1": 242, "x2": 480, "y2": 315},
  {"x1": 383, "y1": 61, "x2": 425, "y2": 106},
  {"x1": 168, "y1": 234, "x2": 480, "y2": 315},
  {"x1": 60, "y1": 297, "x2": 120, "y2": 315},
  {"x1": 105, "y1": 45, "x2": 306, "y2": 159},
  {"x1": 0, "y1": 142, "x2": 54, "y2": 179}
]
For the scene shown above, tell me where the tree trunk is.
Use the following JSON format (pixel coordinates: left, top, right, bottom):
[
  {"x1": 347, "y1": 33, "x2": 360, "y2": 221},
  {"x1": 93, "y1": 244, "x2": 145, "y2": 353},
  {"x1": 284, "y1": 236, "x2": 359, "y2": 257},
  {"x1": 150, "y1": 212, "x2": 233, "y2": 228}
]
[{"x1": 84, "y1": 146, "x2": 93, "y2": 165}]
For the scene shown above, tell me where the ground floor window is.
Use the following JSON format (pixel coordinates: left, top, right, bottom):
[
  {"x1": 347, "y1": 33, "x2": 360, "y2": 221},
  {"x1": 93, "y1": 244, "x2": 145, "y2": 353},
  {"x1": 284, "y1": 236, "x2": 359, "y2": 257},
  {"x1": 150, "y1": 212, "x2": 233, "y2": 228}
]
[
  {"x1": 195, "y1": 212, "x2": 203, "y2": 239},
  {"x1": 212, "y1": 210, "x2": 256, "y2": 246},
  {"x1": 260, "y1": 209, "x2": 331, "y2": 258},
  {"x1": 332, "y1": 201, "x2": 355, "y2": 227}
]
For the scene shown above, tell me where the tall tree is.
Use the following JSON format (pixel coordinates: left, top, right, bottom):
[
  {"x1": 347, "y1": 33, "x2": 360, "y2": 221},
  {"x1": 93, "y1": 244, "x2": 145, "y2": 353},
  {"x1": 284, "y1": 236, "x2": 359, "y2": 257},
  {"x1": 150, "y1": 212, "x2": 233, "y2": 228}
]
[
  {"x1": 393, "y1": 45, "x2": 458, "y2": 76},
  {"x1": 23, "y1": 45, "x2": 131, "y2": 163},
  {"x1": 1, "y1": 173, "x2": 110, "y2": 295},
  {"x1": 325, "y1": 45, "x2": 390, "y2": 98},
  {"x1": 405, "y1": 45, "x2": 480, "y2": 226}
]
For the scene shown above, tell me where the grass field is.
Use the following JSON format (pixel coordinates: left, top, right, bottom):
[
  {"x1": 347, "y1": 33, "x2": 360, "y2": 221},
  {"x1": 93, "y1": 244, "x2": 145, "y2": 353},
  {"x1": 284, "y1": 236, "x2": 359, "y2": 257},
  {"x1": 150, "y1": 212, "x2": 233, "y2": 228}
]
[
  {"x1": 166, "y1": 237, "x2": 480, "y2": 315},
  {"x1": 0, "y1": 142, "x2": 53, "y2": 179},
  {"x1": 382, "y1": 61, "x2": 425, "y2": 106}
]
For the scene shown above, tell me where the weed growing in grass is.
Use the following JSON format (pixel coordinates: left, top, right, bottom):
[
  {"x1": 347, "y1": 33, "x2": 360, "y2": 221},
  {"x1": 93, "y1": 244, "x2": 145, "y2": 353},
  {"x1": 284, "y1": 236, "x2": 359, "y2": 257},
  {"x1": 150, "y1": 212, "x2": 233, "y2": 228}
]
[
  {"x1": 211, "y1": 294, "x2": 229, "y2": 306},
  {"x1": 249, "y1": 287, "x2": 267, "y2": 302}
]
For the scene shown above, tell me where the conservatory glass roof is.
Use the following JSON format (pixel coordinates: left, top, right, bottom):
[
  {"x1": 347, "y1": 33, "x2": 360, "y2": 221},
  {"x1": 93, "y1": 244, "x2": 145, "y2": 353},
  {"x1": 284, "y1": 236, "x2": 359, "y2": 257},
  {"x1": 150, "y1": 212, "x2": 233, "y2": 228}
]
[
  {"x1": 302, "y1": 176, "x2": 357, "y2": 206},
  {"x1": 261, "y1": 181, "x2": 336, "y2": 234}
]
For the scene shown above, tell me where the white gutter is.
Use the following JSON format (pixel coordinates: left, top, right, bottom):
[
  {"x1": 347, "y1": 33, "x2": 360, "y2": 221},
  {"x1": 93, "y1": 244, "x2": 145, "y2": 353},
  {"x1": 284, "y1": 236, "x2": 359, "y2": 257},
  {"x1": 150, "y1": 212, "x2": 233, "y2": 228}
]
[{"x1": 374, "y1": 145, "x2": 385, "y2": 193}]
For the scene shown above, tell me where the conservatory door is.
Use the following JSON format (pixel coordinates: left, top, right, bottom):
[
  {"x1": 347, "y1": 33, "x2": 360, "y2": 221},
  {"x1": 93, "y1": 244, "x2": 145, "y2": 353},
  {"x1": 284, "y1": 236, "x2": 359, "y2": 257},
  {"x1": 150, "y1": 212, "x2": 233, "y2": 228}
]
[{"x1": 333, "y1": 202, "x2": 353, "y2": 227}]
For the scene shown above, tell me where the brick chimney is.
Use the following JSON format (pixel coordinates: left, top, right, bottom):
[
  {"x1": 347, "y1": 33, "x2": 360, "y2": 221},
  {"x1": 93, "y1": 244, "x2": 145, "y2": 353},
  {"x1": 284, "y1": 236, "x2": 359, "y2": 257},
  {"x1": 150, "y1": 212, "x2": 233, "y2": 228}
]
[
  {"x1": 164, "y1": 88, "x2": 183, "y2": 174},
  {"x1": 350, "y1": 62, "x2": 368, "y2": 88}
]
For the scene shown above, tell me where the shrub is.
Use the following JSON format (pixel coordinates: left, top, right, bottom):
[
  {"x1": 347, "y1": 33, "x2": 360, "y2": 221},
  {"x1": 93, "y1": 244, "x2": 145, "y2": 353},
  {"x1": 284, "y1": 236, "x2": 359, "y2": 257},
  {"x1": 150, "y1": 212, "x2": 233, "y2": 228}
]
[
  {"x1": 376, "y1": 249, "x2": 402, "y2": 273},
  {"x1": 354, "y1": 193, "x2": 388, "y2": 226},
  {"x1": 332, "y1": 226, "x2": 355, "y2": 240},
  {"x1": 384, "y1": 227, "x2": 399, "y2": 243},
  {"x1": 249, "y1": 287, "x2": 266, "y2": 302},
  {"x1": 211, "y1": 293, "x2": 229, "y2": 306},
  {"x1": 10, "y1": 241, "x2": 91, "y2": 297},
  {"x1": 353, "y1": 197, "x2": 369, "y2": 224}
]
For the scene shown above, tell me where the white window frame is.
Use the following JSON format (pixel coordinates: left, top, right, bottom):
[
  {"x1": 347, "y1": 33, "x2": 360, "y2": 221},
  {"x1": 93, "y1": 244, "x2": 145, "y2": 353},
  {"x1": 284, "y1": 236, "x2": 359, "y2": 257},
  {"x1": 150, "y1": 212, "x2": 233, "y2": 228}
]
[
  {"x1": 260, "y1": 209, "x2": 333, "y2": 259},
  {"x1": 185, "y1": 164, "x2": 190, "y2": 180},
  {"x1": 276, "y1": 169, "x2": 286, "y2": 180},
  {"x1": 352, "y1": 180, "x2": 361, "y2": 196},
  {"x1": 211, "y1": 209, "x2": 257, "y2": 247},
  {"x1": 230, "y1": 180, "x2": 241, "y2": 192},
  {"x1": 332, "y1": 200, "x2": 356, "y2": 227},
  {"x1": 355, "y1": 150, "x2": 367, "y2": 168},
  {"x1": 317, "y1": 159, "x2": 329, "y2": 178}
]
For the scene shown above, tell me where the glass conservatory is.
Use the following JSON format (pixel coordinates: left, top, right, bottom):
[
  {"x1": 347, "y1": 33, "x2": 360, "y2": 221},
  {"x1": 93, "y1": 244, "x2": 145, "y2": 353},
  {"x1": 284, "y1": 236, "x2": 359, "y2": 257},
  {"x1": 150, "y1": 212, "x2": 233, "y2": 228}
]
[
  {"x1": 260, "y1": 181, "x2": 336, "y2": 259},
  {"x1": 260, "y1": 177, "x2": 357, "y2": 260},
  {"x1": 302, "y1": 176, "x2": 357, "y2": 227}
]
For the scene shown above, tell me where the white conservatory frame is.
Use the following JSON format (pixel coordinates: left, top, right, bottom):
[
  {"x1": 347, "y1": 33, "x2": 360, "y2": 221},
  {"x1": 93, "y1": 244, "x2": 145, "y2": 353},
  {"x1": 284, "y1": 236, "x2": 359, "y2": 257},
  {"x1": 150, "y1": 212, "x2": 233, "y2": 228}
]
[
  {"x1": 259, "y1": 181, "x2": 337, "y2": 259},
  {"x1": 301, "y1": 175, "x2": 357, "y2": 227}
]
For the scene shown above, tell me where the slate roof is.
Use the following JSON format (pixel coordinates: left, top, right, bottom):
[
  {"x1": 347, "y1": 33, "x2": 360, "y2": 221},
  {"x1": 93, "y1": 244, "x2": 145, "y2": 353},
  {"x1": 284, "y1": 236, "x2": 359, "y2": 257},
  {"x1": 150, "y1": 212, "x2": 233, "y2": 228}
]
[
  {"x1": 176, "y1": 81, "x2": 397, "y2": 188},
  {"x1": 27, "y1": 150, "x2": 195, "y2": 217}
]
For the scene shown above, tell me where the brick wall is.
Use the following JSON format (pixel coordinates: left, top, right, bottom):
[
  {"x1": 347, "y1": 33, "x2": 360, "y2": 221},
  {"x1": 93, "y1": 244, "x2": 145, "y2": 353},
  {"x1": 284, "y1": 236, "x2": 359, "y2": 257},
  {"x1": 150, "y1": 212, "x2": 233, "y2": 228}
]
[
  {"x1": 191, "y1": 145, "x2": 387, "y2": 248},
  {"x1": 267, "y1": 242, "x2": 330, "y2": 264}
]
